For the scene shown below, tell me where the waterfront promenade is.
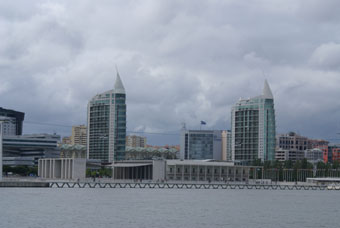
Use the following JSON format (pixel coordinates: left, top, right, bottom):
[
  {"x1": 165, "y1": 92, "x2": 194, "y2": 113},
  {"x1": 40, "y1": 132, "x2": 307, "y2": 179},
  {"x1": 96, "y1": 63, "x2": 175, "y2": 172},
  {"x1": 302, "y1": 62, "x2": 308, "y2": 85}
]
[{"x1": 1, "y1": 177, "x2": 340, "y2": 190}]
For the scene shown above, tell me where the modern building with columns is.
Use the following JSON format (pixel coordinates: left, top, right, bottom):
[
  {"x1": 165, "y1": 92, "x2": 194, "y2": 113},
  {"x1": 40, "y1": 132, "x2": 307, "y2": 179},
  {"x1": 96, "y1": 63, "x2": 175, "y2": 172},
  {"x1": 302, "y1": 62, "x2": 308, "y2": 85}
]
[
  {"x1": 166, "y1": 160, "x2": 257, "y2": 182},
  {"x1": 38, "y1": 158, "x2": 86, "y2": 180},
  {"x1": 111, "y1": 159, "x2": 260, "y2": 182}
]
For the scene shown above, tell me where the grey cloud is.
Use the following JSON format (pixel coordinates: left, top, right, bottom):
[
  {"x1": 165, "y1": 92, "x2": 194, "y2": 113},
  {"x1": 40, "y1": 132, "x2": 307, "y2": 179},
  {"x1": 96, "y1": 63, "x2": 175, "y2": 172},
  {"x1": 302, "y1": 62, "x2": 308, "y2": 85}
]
[
  {"x1": 298, "y1": 0, "x2": 340, "y2": 23},
  {"x1": 309, "y1": 42, "x2": 340, "y2": 70},
  {"x1": 0, "y1": 0, "x2": 340, "y2": 145}
]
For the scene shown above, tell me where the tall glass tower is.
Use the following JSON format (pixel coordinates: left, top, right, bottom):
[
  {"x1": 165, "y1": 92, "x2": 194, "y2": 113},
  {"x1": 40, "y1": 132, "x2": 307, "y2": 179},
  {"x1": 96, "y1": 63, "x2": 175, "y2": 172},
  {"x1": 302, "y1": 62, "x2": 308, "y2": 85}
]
[
  {"x1": 231, "y1": 80, "x2": 276, "y2": 164},
  {"x1": 87, "y1": 72, "x2": 127, "y2": 162}
]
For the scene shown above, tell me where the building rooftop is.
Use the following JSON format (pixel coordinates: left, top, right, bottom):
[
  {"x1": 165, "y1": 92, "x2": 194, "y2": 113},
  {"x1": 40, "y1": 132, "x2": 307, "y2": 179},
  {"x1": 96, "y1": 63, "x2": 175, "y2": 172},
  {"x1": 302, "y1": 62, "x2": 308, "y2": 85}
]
[{"x1": 114, "y1": 71, "x2": 125, "y2": 94}]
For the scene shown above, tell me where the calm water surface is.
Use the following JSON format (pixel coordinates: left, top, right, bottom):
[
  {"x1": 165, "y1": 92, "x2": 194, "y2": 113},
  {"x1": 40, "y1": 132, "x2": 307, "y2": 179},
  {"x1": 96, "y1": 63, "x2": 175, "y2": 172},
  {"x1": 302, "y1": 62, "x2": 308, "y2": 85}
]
[{"x1": 0, "y1": 188, "x2": 339, "y2": 228}]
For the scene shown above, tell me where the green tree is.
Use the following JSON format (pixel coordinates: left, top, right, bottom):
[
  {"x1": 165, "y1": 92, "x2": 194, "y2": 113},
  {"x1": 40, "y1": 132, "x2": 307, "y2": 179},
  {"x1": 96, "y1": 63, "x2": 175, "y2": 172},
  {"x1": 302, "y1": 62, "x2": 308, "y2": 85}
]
[
  {"x1": 332, "y1": 161, "x2": 340, "y2": 169},
  {"x1": 283, "y1": 160, "x2": 293, "y2": 169},
  {"x1": 263, "y1": 161, "x2": 271, "y2": 170},
  {"x1": 3, "y1": 165, "x2": 37, "y2": 176},
  {"x1": 252, "y1": 159, "x2": 263, "y2": 167},
  {"x1": 317, "y1": 161, "x2": 326, "y2": 170}
]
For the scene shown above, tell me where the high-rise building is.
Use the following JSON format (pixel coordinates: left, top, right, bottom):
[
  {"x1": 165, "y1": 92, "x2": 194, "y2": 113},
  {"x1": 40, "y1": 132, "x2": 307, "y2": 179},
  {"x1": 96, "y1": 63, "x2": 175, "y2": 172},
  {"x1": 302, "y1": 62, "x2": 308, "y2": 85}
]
[
  {"x1": 0, "y1": 107, "x2": 25, "y2": 136},
  {"x1": 180, "y1": 128, "x2": 223, "y2": 160},
  {"x1": 87, "y1": 72, "x2": 127, "y2": 162},
  {"x1": 126, "y1": 135, "x2": 147, "y2": 148},
  {"x1": 231, "y1": 80, "x2": 276, "y2": 164},
  {"x1": 71, "y1": 125, "x2": 87, "y2": 146}
]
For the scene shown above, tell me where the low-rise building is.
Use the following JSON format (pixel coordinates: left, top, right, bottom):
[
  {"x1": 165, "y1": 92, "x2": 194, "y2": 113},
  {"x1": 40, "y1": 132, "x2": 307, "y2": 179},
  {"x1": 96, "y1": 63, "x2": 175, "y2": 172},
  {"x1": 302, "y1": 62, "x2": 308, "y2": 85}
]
[
  {"x1": 276, "y1": 132, "x2": 330, "y2": 162},
  {"x1": 333, "y1": 147, "x2": 340, "y2": 163},
  {"x1": 38, "y1": 158, "x2": 86, "y2": 180},
  {"x1": 305, "y1": 148, "x2": 324, "y2": 164},
  {"x1": 111, "y1": 160, "x2": 260, "y2": 182},
  {"x1": 126, "y1": 135, "x2": 147, "y2": 148},
  {"x1": 2, "y1": 134, "x2": 60, "y2": 166},
  {"x1": 275, "y1": 149, "x2": 305, "y2": 162},
  {"x1": 276, "y1": 132, "x2": 309, "y2": 151}
]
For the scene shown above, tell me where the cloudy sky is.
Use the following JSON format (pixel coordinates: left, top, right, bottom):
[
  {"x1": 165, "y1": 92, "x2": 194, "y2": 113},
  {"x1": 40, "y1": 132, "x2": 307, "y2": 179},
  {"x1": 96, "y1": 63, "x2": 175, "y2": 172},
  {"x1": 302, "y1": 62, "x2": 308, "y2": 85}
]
[{"x1": 1, "y1": 0, "x2": 340, "y2": 145}]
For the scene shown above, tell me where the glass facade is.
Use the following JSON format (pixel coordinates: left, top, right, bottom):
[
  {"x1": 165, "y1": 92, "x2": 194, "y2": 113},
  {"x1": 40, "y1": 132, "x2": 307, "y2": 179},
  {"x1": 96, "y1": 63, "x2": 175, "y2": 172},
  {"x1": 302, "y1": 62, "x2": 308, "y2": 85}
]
[
  {"x1": 88, "y1": 102, "x2": 110, "y2": 161},
  {"x1": 88, "y1": 74, "x2": 127, "y2": 162},
  {"x1": 231, "y1": 82, "x2": 276, "y2": 164},
  {"x1": 113, "y1": 93, "x2": 126, "y2": 161},
  {"x1": 187, "y1": 133, "x2": 214, "y2": 159},
  {"x1": 181, "y1": 130, "x2": 222, "y2": 160},
  {"x1": 234, "y1": 109, "x2": 259, "y2": 162}
]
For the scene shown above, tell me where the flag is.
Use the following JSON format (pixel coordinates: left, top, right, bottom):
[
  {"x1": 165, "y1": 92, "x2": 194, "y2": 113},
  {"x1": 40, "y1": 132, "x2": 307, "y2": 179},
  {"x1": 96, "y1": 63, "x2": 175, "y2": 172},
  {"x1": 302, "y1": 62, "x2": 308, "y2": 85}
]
[{"x1": 200, "y1": 121, "x2": 206, "y2": 125}]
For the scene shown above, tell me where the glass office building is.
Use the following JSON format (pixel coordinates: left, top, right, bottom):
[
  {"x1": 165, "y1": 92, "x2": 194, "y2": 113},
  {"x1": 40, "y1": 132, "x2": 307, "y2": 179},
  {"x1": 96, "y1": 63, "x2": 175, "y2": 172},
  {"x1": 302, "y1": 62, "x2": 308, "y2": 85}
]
[
  {"x1": 87, "y1": 72, "x2": 126, "y2": 162},
  {"x1": 231, "y1": 80, "x2": 276, "y2": 164},
  {"x1": 180, "y1": 129, "x2": 222, "y2": 160}
]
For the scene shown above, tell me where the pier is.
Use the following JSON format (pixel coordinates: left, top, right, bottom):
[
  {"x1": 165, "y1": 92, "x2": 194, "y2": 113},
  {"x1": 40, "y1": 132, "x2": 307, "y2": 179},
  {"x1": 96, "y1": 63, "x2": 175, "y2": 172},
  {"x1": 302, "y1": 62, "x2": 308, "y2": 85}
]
[{"x1": 48, "y1": 181, "x2": 340, "y2": 190}]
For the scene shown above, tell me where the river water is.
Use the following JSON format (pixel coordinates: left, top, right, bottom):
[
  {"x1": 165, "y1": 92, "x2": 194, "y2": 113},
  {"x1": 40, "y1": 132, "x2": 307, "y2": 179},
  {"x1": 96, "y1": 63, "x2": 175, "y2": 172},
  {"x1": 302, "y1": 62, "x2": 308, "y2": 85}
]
[{"x1": 0, "y1": 188, "x2": 339, "y2": 228}]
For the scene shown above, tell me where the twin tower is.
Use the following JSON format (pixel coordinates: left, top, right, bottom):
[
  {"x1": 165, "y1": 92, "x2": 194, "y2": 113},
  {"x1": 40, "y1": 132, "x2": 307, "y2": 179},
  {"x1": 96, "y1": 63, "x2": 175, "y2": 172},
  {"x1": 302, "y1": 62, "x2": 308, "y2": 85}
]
[
  {"x1": 86, "y1": 74, "x2": 276, "y2": 165},
  {"x1": 87, "y1": 72, "x2": 127, "y2": 163},
  {"x1": 231, "y1": 80, "x2": 276, "y2": 164}
]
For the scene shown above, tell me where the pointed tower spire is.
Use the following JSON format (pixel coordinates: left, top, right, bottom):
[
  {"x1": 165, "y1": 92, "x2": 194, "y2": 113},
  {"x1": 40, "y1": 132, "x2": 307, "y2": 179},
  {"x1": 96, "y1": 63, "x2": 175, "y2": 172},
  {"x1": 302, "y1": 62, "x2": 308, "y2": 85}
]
[
  {"x1": 262, "y1": 79, "x2": 273, "y2": 99},
  {"x1": 114, "y1": 67, "x2": 125, "y2": 94}
]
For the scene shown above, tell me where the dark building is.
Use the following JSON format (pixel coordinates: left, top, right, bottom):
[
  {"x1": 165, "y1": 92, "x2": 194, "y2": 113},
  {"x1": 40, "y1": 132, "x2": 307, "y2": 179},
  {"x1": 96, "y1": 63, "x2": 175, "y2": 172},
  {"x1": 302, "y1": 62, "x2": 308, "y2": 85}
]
[{"x1": 0, "y1": 107, "x2": 25, "y2": 135}]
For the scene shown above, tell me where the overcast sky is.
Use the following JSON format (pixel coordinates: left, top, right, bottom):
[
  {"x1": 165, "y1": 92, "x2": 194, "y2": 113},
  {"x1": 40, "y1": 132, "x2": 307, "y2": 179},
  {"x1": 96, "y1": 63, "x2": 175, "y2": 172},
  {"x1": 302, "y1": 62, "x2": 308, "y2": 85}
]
[{"x1": 1, "y1": 0, "x2": 340, "y2": 145}]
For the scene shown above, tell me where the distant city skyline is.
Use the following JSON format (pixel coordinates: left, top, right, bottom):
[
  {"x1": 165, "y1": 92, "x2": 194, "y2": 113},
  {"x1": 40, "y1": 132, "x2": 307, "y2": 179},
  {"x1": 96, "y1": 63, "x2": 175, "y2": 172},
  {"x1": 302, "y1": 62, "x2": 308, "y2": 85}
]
[{"x1": 1, "y1": 0, "x2": 340, "y2": 145}]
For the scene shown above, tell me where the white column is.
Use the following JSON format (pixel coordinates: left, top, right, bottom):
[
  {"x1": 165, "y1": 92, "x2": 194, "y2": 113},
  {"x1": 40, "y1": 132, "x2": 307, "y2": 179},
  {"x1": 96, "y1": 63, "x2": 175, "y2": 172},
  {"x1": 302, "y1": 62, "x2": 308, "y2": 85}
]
[
  {"x1": 44, "y1": 159, "x2": 48, "y2": 178},
  {"x1": 69, "y1": 159, "x2": 72, "y2": 179},
  {"x1": 40, "y1": 160, "x2": 43, "y2": 178},
  {"x1": 49, "y1": 159, "x2": 52, "y2": 179},
  {"x1": 72, "y1": 159, "x2": 74, "y2": 179},
  {"x1": 66, "y1": 159, "x2": 70, "y2": 179},
  {"x1": 61, "y1": 159, "x2": 64, "y2": 179},
  {"x1": 52, "y1": 160, "x2": 55, "y2": 179},
  {"x1": 38, "y1": 160, "x2": 41, "y2": 177}
]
